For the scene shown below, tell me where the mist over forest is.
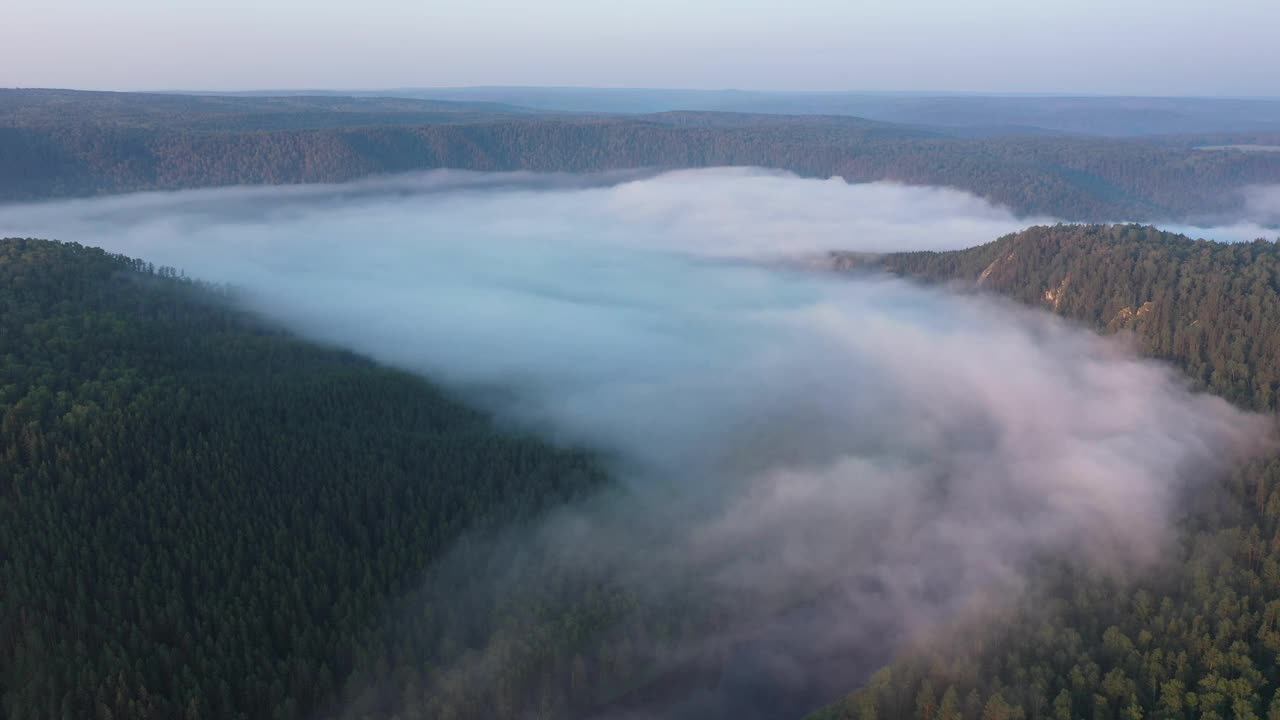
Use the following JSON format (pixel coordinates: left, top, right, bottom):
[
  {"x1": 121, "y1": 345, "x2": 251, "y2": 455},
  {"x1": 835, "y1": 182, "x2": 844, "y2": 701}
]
[
  {"x1": 3, "y1": 169, "x2": 1277, "y2": 718},
  {"x1": 5, "y1": 40, "x2": 1280, "y2": 719}
]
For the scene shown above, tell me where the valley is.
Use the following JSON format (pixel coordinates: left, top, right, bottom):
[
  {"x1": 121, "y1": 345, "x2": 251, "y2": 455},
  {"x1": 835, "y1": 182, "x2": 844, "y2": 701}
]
[{"x1": 4, "y1": 60, "x2": 1280, "y2": 720}]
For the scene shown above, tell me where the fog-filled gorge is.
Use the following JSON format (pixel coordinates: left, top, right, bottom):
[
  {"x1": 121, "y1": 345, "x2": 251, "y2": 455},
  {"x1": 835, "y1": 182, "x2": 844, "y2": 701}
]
[{"x1": 2, "y1": 168, "x2": 1274, "y2": 719}]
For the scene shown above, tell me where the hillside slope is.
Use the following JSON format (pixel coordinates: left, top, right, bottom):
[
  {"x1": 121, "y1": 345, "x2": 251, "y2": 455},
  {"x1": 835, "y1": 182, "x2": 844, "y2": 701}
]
[
  {"x1": 0, "y1": 238, "x2": 604, "y2": 720},
  {"x1": 819, "y1": 226, "x2": 1280, "y2": 720},
  {"x1": 314, "y1": 88, "x2": 1280, "y2": 136},
  {"x1": 843, "y1": 224, "x2": 1280, "y2": 410}
]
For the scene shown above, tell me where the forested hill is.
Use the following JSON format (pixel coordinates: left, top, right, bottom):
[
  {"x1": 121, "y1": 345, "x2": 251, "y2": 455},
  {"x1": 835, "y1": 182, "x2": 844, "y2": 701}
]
[
  {"x1": 5, "y1": 89, "x2": 1280, "y2": 221},
  {"x1": 817, "y1": 226, "x2": 1280, "y2": 720},
  {"x1": 839, "y1": 225, "x2": 1280, "y2": 411},
  {"x1": 0, "y1": 238, "x2": 605, "y2": 720}
]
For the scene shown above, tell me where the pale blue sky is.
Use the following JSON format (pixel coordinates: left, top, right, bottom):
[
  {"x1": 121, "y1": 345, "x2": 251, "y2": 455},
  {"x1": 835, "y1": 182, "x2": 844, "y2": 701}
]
[{"x1": 5, "y1": 0, "x2": 1278, "y2": 95}]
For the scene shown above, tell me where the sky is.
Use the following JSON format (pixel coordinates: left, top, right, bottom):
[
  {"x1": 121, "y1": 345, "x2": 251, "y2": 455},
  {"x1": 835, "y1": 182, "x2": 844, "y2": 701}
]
[{"x1": 5, "y1": 0, "x2": 1279, "y2": 95}]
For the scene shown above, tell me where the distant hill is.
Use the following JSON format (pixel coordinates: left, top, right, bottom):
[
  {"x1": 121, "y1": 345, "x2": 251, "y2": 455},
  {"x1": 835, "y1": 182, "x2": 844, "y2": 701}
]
[
  {"x1": 341, "y1": 87, "x2": 1280, "y2": 137},
  {"x1": 5, "y1": 90, "x2": 1280, "y2": 222},
  {"x1": 0, "y1": 87, "x2": 536, "y2": 131}
]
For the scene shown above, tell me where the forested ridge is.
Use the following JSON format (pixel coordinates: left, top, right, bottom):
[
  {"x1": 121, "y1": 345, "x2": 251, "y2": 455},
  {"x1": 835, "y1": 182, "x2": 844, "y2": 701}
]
[
  {"x1": 850, "y1": 225, "x2": 1280, "y2": 410},
  {"x1": 0, "y1": 238, "x2": 605, "y2": 720},
  {"x1": 5, "y1": 89, "x2": 1280, "y2": 222},
  {"x1": 817, "y1": 226, "x2": 1280, "y2": 720}
]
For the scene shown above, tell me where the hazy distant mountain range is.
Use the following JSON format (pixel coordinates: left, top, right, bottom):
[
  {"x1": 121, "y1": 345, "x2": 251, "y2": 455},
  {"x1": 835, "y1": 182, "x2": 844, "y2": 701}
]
[
  {"x1": 186, "y1": 86, "x2": 1280, "y2": 137},
  {"x1": 4, "y1": 88, "x2": 1280, "y2": 223}
]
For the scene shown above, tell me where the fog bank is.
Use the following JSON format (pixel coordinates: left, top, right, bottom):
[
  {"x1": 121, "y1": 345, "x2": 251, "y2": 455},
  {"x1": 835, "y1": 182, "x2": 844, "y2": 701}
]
[
  {"x1": 0, "y1": 168, "x2": 1270, "y2": 719},
  {"x1": 1243, "y1": 184, "x2": 1280, "y2": 228}
]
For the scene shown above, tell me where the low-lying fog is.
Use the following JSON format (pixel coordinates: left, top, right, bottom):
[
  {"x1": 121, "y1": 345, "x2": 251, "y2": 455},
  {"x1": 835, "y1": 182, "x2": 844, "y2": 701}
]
[
  {"x1": 1171, "y1": 184, "x2": 1280, "y2": 242},
  {"x1": 1, "y1": 168, "x2": 1272, "y2": 719}
]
